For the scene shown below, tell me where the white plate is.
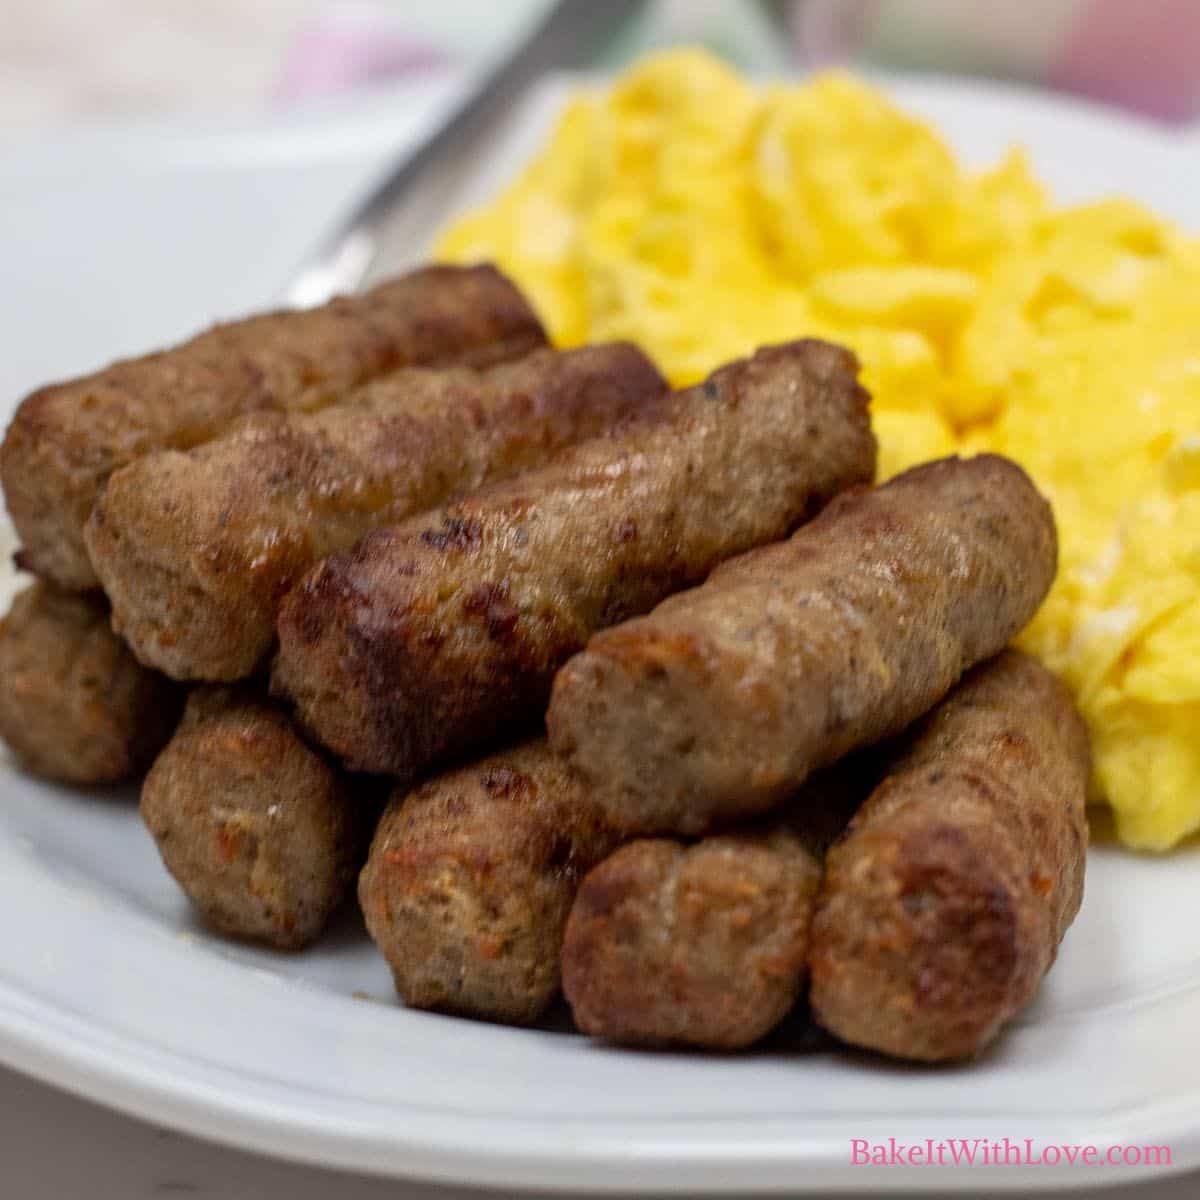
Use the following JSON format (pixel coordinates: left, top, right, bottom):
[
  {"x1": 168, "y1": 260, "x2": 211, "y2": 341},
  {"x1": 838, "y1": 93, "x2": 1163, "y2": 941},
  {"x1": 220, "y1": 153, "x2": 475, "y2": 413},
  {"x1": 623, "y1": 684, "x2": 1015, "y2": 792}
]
[{"x1": 2, "y1": 72, "x2": 1200, "y2": 1195}]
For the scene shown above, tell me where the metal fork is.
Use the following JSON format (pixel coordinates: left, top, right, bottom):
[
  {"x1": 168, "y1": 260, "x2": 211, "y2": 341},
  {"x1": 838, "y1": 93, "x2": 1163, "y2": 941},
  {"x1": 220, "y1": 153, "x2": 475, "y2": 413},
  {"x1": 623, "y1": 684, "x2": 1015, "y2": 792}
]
[{"x1": 283, "y1": 0, "x2": 646, "y2": 309}]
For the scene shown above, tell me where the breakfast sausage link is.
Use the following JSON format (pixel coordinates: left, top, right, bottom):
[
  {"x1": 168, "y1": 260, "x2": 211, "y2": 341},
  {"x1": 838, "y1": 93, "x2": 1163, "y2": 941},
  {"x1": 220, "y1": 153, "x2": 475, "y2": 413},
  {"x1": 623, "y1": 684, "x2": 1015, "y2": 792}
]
[
  {"x1": 808, "y1": 649, "x2": 1090, "y2": 1061},
  {"x1": 561, "y1": 763, "x2": 868, "y2": 1050},
  {"x1": 358, "y1": 739, "x2": 622, "y2": 1025},
  {"x1": 142, "y1": 687, "x2": 373, "y2": 950},
  {"x1": 273, "y1": 339, "x2": 876, "y2": 777},
  {"x1": 85, "y1": 344, "x2": 664, "y2": 681},
  {"x1": 548, "y1": 454, "x2": 1057, "y2": 835},
  {"x1": 0, "y1": 582, "x2": 183, "y2": 784},
  {"x1": 1, "y1": 264, "x2": 546, "y2": 589}
]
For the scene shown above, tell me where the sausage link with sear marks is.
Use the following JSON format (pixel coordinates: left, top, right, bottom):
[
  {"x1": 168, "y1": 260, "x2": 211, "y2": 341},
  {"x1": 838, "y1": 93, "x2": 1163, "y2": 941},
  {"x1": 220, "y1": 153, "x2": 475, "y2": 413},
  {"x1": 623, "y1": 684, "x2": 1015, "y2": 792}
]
[
  {"x1": 359, "y1": 739, "x2": 622, "y2": 1024},
  {"x1": 142, "y1": 687, "x2": 374, "y2": 951},
  {"x1": 548, "y1": 455, "x2": 1057, "y2": 835},
  {"x1": 808, "y1": 649, "x2": 1090, "y2": 1061},
  {"x1": 0, "y1": 582, "x2": 182, "y2": 784},
  {"x1": 561, "y1": 761, "x2": 870, "y2": 1049}
]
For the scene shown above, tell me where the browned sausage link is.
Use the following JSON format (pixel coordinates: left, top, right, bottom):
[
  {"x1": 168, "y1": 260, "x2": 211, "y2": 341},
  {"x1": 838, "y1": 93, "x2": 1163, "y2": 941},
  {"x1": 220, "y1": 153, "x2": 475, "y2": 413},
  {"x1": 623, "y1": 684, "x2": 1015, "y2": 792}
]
[
  {"x1": 0, "y1": 582, "x2": 183, "y2": 784},
  {"x1": 808, "y1": 649, "x2": 1090, "y2": 1062},
  {"x1": 1, "y1": 264, "x2": 546, "y2": 590},
  {"x1": 359, "y1": 740, "x2": 621, "y2": 1024},
  {"x1": 273, "y1": 339, "x2": 876, "y2": 776},
  {"x1": 141, "y1": 687, "x2": 372, "y2": 951},
  {"x1": 85, "y1": 344, "x2": 665, "y2": 682},
  {"x1": 560, "y1": 762, "x2": 870, "y2": 1050},
  {"x1": 548, "y1": 454, "x2": 1057, "y2": 835}
]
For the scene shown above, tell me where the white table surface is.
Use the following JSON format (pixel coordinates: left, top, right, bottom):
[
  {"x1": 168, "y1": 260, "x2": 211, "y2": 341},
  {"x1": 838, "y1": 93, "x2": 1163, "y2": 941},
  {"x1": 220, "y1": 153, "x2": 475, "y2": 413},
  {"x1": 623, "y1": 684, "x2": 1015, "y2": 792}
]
[{"x1": 2, "y1": 1060, "x2": 1198, "y2": 1199}]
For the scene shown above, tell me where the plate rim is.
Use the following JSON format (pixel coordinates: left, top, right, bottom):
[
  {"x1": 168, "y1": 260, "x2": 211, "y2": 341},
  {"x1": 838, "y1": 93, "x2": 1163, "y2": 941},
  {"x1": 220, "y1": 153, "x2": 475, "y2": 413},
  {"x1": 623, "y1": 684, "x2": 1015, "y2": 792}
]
[{"x1": 3, "y1": 963, "x2": 1198, "y2": 1193}]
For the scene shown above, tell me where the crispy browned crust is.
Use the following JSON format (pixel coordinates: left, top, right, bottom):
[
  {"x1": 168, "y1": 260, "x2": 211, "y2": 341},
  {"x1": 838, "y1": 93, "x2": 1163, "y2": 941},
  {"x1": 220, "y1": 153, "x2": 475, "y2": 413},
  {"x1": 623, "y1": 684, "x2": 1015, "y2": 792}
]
[
  {"x1": 141, "y1": 687, "x2": 368, "y2": 950},
  {"x1": 0, "y1": 582, "x2": 182, "y2": 784},
  {"x1": 559, "y1": 762, "x2": 869, "y2": 1050},
  {"x1": 808, "y1": 650, "x2": 1090, "y2": 1062},
  {"x1": 358, "y1": 740, "x2": 622, "y2": 1024},
  {"x1": 85, "y1": 344, "x2": 665, "y2": 681},
  {"x1": 1, "y1": 264, "x2": 546, "y2": 589},
  {"x1": 274, "y1": 339, "x2": 876, "y2": 776},
  {"x1": 548, "y1": 454, "x2": 1058, "y2": 835}
]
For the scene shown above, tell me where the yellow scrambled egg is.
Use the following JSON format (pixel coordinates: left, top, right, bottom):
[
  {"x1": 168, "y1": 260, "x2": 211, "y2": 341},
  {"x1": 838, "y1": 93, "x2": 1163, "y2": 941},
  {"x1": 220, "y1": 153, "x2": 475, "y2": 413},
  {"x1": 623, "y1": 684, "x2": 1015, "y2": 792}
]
[{"x1": 437, "y1": 49, "x2": 1200, "y2": 851}]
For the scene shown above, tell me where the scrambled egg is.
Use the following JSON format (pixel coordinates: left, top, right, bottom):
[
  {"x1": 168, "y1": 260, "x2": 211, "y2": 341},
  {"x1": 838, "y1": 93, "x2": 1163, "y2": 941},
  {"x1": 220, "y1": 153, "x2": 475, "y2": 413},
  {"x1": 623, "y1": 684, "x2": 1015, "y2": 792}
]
[{"x1": 437, "y1": 49, "x2": 1200, "y2": 851}]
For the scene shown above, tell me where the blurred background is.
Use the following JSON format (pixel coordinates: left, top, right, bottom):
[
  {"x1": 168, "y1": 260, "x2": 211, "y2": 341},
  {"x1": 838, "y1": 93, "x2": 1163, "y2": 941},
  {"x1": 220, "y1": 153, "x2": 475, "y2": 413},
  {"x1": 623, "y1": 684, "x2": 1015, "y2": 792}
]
[{"x1": 3, "y1": 0, "x2": 1198, "y2": 134}]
